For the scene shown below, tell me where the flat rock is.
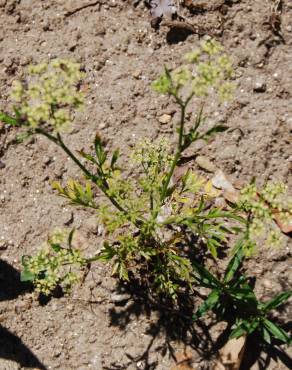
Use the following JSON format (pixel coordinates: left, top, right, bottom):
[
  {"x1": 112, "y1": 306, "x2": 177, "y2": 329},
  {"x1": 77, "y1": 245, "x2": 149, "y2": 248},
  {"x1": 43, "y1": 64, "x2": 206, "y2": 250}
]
[
  {"x1": 195, "y1": 155, "x2": 216, "y2": 173},
  {"x1": 212, "y1": 170, "x2": 235, "y2": 192},
  {"x1": 158, "y1": 113, "x2": 172, "y2": 124}
]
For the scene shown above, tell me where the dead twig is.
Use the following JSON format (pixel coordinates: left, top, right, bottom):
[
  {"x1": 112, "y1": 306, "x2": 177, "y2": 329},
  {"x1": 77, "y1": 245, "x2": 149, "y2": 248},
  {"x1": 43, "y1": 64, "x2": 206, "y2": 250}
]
[{"x1": 64, "y1": 0, "x2": 102, "y2": 17}]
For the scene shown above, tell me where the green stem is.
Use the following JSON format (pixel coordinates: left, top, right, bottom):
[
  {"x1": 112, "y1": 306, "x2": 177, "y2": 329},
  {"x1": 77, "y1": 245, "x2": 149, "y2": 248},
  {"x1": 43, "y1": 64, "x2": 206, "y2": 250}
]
[
  {"x1": 57, "y1": 133, "x2": 94, "y2": 179},
  {"x1": 36, "y1": 128, "x2": 127, "y2": 215},
  {"x1": 160, "y1": 101, "x2": 186, "y2": 203}
]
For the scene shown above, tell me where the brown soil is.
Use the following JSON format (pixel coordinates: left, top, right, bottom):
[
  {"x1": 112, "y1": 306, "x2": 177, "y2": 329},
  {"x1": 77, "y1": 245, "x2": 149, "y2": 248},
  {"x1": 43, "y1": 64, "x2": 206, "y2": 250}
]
[{"x1": 0, "y1": 0, "x2": 291, "y2": 369}]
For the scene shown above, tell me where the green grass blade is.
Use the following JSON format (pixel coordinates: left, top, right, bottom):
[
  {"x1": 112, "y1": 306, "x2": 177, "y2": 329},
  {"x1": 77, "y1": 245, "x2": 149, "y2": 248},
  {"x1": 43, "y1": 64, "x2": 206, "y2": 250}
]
[
  {"x1": 262, "y1": 291, "x2": 292, "y2": 312},
  {"x1": 193, "y1": 289, "x2": 220, "y2": 320},
  {"x1": 224, "y1": 244, "x2": 244, "y2": 283},
  {"x1": 263, "y1": 319, "x2": 291, "y2": 344},
  {"x1": 263, "y1": 327, "x2": 271, "y2": 344},
  {"x1": 229, "y1": 322, "x2": 247, "y2": 339},
  {"x1": 192, "y1": 260, "x2": 221, "y2": 288}
]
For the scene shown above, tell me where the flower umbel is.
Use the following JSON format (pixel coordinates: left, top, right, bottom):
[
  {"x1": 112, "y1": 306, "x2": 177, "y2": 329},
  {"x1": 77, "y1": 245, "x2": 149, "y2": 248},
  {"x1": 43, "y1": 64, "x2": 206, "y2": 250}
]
[{"x1": 11, "y1": 59, "x2": 84, "y2": 131}]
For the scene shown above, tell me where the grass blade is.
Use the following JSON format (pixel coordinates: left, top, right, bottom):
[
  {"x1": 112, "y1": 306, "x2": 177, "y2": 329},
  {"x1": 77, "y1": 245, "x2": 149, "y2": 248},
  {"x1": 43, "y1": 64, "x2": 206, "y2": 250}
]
[
  {"x1": 263, "y1": 319, "x2": 291, "y2": 344},
  {"x1": 192, "y1": 260, "x2": 220, "y2": 288},
  {"x1": 224, "y1": 245, "x2": 244, "y2": 283},
  {"x1": 262, "y1": 291, "x2": 292, "y2": 312},
  {"x1": 193, "y1": 289, "x2": 220, "y2": 320}
]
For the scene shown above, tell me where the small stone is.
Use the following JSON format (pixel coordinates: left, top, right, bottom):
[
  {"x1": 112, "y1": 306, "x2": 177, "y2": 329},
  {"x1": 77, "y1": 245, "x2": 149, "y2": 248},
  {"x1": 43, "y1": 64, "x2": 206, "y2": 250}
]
[
  {"x1": 212, "y1": 170, "x2": 235, "y2": 192},
  {"x1": 220, "y1": 145, "x2": 236, "y2": 160},
  {"x1": 136, "y1": 361, "x2": 144, "y2": 369},
  {"x1": 110, "y1": 293, "x2": 131, "y2": 304},
  {"x1": 0, "y1": 240, "x2": 8, "y2": 250},
  {"x1": 4, "y1": 56, "x2": 13, "y2": 68},
  {"x1": 83, "y1": 215, "x2": 98, "y2": 234},
  {"x1": 53, "y1": 349, "x2": 62, "y2": 358},
  {"x1": 15, "y1": 299, "x2": 32, "y2": 313},
  {"x1": 53, "y1": 165, "x2": 66, "y2": 179},
  {"x1": 285, "y1": 117, "x2": 292, "y2": 131},
  {"x1": 68, "y1": 41, "x2": 77, "y2": 52},
  {"x1": 223, "y1": 190, "x2": 239, "y2": 204},
  {"x1": 195, "y1": 155, "x2": 216, "y2": 173},
  {"x1": 0, "y1": 160, "x2": 5, "y2": 169},
  {"x1": 253, "y1": 79, "x2": 266, "y2": 93},
  {"x1": 95, "y1": 24, "x2": 106, "y2": 36},
  {"x1": 43, "y1": 156, "x2": 51, "y2": 165},
  {"x1": 132, "y1": 70, "x2": 141, "y2": 79},
  {"x1": 262, "y1": 279, "x2": 273, "y2": 289},
  {"x1": 158, "y1": 114, "x2": 172, "y2": 124},
  {"x1": 98, "y1": 122, "x2": 108, "y2": 130},
  {"x1": 67, "y1": 304, "x2": 74, "y2": 312}
]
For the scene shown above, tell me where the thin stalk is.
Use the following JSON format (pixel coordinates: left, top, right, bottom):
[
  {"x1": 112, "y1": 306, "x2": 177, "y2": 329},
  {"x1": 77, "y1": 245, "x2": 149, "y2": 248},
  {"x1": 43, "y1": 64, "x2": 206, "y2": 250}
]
[
  {"x1": 36, "y1": 128, "x2": 127, "y2": 215},
  {"x1": 57, "y1": 133, "x2": 94, "y2": 179},
  {"x1": 160, "y1": 101, "x2": 186, "y2": 203}
]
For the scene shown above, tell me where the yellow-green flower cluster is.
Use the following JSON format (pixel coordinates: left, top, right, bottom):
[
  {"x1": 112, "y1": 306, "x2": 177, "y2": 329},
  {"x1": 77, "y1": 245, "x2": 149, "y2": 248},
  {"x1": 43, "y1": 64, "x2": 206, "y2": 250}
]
[
  {"x1": 131, "y1": 138, "x2": 173, "y2": 174},
  {"x1": 23, "y1": 230, "x2": 87, "y2": 295},
  {"x1": 152, "y1": 39, "x2": 234, "y2": 101},
  {"x1": 239, "y1": 182, "x2": 290, "y2": 254},
  {"x1": 10, "y1": 59, "x2": 85, "y2": 131},
  {"x1": 260, "y1": 182, "x2": 287, "y2": 211},
  {"x1": 131, "y1": 138, "x2": 174, "y2": 206}
]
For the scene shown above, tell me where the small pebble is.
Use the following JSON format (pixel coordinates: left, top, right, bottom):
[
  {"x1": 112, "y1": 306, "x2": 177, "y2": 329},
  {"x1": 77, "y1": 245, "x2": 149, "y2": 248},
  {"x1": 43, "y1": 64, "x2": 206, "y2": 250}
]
[
  {"x1": 110, "y1": 293, "x2": 131, "y2": 304},
  {"x1": 83, "y1": 215, "x2": 98, "y2": 234},
  {"x1": 212, "y1": 170, "x2": 235, "y2": 192},
  {"x1": 195, "y1": 155, "x2": 216, "y2": 173},
  {"x1": 132, "y1": 70, "x2": 141, "y2": 79},
  {"x1": 253, "y1": 79, "x2": 266, "y2": 93},
  {"x1": 158, "y1": 114, "x2": 172, "y2": 124},
  {"x1": 15, "y1": 300, "x2": 32, "y2": 313},
  {"x1": 43, "y1": 156, "x2": 51, "y2": 165},
  {"x1": 99, "y1": 122, "x2": 108, "y2": 130},
  {"x1": 0, "y1": 240, "x2": 8, "y2": 250},
  {"x1": 262, "y1": 279, "x2": 272, "y2": 289}
]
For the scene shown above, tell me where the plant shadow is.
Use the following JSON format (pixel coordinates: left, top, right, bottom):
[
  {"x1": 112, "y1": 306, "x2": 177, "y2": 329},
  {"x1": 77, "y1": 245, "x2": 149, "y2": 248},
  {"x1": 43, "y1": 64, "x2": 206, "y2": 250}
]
[
  {"x1": 0, "y1": 326, "x2": 47, "y2": 370},
  {"x1": 0, "y1": 259, "x2": 32, "y2": 302},
  {"x1": 240, "y1": 326, "x2": 292, "y2": 370},
  {"x1": 106, "y1": 279, "x2": 230, "y2": 369},
  {"x1": 106, "y1": 279, "x2": 291, "y2": 370},
  {"x1": 166, "y1": 27, "x2": 194, "y2": 44},
  {"x1": 0, "y1": 259, "x2": 47, "y2": 369}
]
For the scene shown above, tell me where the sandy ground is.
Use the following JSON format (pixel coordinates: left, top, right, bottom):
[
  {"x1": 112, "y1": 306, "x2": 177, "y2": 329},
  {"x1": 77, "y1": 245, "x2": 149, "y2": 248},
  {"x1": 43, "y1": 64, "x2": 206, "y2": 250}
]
[{"x1": 0, "y1": 1, "x2": 291, "y2": 369}]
